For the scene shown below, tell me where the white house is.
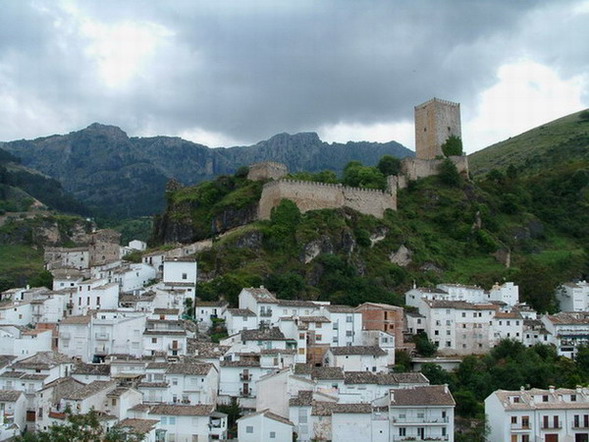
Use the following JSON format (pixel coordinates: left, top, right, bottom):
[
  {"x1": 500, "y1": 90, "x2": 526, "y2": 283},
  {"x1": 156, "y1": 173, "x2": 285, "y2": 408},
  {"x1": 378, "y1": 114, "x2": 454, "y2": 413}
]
[
  {"x1": 129, "y1": 403, "x2": 227, "y2": 442},
  {"x1": 373, "y1": 385, "x2": 455, "y2": 442},
  {"x1": 0, "y1": 390, "x2": 25, "y2": 439},
  {"x1": 59, "y1": 311, "x2": 147, "y2": 362},
  {"x1": 556, "y1": 281, "x2": 589, "y2": 312},
  {"x1": 0, "y1": 326, "x2": 53, "y2": 360},
  {"x1": 237, "y1": 408, "x2": 294, "y2": 442},
  {"x1": 119, "y1": 263, "x2": 157, "y2": 294},
  {"x1": 225, "y1": 309, "x2": 257, "y2": 336},
  {"x1": 0, "y1": 302, "x2": 32, "y2": 326},
  {"x1": 420, "y1": 299, "x2": 498, "y2": 355},
  {"x1": 72, "y1": 279, "x2": 119, "y2": 316},
  {"x1": 323, "y1": 346, "x2": 389, "y2": 373},
  {"x1": 486, "y1": 386, "x2": 589, "y2": 442},
  {"x1": 165, "y1": 362, "x2": 218, "y2": 405},
  {"x1": 491, "y1": 311, "x2": 524, "y2": 345},
  {"x1": 542, "y1": 312, "x2": 589, "y2": 358},
  {"x1": 195, "y1": 300, "x2": 228, "y2": 331}
]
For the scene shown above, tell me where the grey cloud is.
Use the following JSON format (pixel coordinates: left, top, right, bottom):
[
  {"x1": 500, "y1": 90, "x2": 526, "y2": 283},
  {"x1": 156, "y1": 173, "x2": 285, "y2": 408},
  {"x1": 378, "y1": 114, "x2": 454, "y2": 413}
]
[{"x1": 0, "y1": 0, "x2": 585, "y2": 144}]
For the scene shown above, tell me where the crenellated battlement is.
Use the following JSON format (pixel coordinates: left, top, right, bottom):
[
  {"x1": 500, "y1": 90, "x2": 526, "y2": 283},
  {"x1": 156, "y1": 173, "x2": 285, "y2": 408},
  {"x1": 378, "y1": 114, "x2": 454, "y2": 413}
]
[{"x1": 258, "y1": 175, "x2": 396, "y2": 219}]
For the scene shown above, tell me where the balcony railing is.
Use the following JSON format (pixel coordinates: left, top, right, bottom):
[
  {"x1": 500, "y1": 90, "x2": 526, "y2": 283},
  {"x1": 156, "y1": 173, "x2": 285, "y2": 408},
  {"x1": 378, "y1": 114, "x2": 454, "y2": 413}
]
[
  {"x1": 510, "y1": 423, "x2": 531, "y2": 430},
  {"x1": 240, "y1": 373, "x2": 252, "y2": 381},
  {"x1": 168, "y1": 342, "x2": 182, "y2": 350},
  {"x1": 393, "y1": 417, "x2": 450, "y2": 424},
  {"x1": 239, "y1": 389, "x2": 252, "y2": 397},
  {"x1": 259, "y1": 310, "x2": 273, "y2": 317},
  {"x1": 541, "y1": 423, "x2": 562, "y2": 430},
  {"x1": 95, "y1": 333, "x2": 109, "y2": 340}
]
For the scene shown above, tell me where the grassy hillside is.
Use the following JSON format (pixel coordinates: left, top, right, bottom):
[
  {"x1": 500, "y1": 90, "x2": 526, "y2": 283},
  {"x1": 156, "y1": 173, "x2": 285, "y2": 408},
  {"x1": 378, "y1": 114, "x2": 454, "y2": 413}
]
[
  {"x1": 153, "y1": 162, "x2": 587, "y2": 313},
  {"x1": 469, "y1": 109, "x2": 589, "y2": 176}
]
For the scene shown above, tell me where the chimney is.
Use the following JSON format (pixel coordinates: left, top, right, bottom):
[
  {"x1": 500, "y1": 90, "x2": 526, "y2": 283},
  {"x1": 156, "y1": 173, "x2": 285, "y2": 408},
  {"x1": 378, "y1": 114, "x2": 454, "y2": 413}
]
[{"x1": 549, "y1": 386, "x2": 555, "y2": 393}]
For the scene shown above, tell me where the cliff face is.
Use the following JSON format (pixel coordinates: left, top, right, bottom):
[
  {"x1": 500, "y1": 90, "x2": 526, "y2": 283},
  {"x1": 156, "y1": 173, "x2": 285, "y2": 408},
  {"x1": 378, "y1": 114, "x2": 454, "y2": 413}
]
[{"x1": 2, "y1": 124, "x2": 413, "y2": 218}]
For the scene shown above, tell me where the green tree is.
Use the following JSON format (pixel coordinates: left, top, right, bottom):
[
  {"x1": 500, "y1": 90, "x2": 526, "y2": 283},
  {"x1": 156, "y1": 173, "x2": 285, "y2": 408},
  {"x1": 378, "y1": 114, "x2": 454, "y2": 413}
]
[
  {"x1": 438, "y1": 159, "x2": 462, "y2": 187},
  {"x1": 14, "y1": 409, "x2": 146, "y2": 441},
  {"x1": 414, "y1": 331, "x2": 437, "y2": 357},
  {"x1": 377, "y1": 155, "x2": 402, "y2": 176},
  {"x1": 441, "y1": 135, "x2": 463, "y2": 156},
  {"x1": 393, "y1": 350, "x2": 412, "y2": 372},
  {"x1": 29, "y1": 270, "x2": 53, "y2": 290},
  {"x1": 342, "y1": 161, "x2": 386, "y2": 189}
]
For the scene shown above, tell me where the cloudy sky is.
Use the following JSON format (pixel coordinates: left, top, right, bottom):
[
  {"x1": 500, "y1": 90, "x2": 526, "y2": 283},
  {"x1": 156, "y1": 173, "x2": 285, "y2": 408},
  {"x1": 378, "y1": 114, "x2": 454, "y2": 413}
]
[{"x1": 1, "y1": 0, "x2": 588, "y2": 153}]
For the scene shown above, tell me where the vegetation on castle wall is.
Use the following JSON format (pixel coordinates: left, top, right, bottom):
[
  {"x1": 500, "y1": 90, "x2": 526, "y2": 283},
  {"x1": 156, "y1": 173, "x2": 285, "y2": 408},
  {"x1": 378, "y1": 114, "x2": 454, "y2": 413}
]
[{"x1": 441, "y1": 135, "x2": 463, "y2": 157}]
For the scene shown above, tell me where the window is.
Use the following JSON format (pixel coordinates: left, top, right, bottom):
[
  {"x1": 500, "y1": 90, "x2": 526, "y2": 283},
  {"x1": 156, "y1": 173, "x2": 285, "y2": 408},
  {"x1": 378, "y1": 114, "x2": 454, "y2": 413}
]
[
  {"x1": 169, "y1": 417, "x2": 176, "y2": 425},
  {"x1": 172, "y1": 378, "x2": 178, "y2": 386},
  {"x1": 316, "y1": 322, "x2": 322, "y2": 328},
  {"x1": 161, "y1": 417, "x2": 167, "y2": 425},
  {"x1": 434, "y1": 330, "x2": 439, "y2": 336},
  {"x1": 269, "y1": 432, "x2": 276, "y2": 439},
  {"x1": 316, "y1": 334, "x2": 322, "y2": 342},
  {"x1": 571, "y1": 394, "x2": 577, "y2": 402},
  {"x1": 246, "y1": 426, "x2": 253, "y2": 434},
  {"x1": 446, "y1": 320, "x2": 451, "y2": 326},
  {"x1": 346, "y1": 316, "x2": 353, "y2": 323},
  {"x1": 152, "y1": 338, "x2": 157, "y2": 344},
  {"x1": 446, "y1": 330, "x2": 451, "y2": 335},
  {"x1": 346, "y1": 331, "x2": 353, "y2": 337},
  {"x1": 511, "y1": 416, "x2": 517, "y2": 424},
  {"x1": 461, "y1": 312, "x2": 466, "y2": 317},
  {"x1": 522, "y1": 416, "x2": 529, "y2": 428},
  {"x1": 182, "y1": 273, "x2": 187, "y2": 280},
  {"x1": 417, "y1": 412, "x2": 424, "y2": 418},
  {"x1": 112, "y1": 398, "x2": 117, "y2": 406},
  {"x1": 399, "y1": 428, "x2": 406, "y2": 436},
  {"x1": 542, "y1": 395, "x2": 548, "y2": 402}
]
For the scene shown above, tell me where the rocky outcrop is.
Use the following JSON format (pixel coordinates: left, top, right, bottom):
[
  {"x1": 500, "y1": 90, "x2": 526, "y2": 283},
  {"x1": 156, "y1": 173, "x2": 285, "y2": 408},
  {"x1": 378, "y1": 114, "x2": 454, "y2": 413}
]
[{"x1": 389, "y1": 245, "x2": 413, "y2": 267}]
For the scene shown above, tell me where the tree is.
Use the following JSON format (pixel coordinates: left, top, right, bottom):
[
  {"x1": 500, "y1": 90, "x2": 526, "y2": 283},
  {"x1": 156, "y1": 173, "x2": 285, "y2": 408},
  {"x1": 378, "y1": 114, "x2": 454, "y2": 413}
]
[
  {"x1": 342, "y1": 161, "x2": 386, "y2": 189},
  {"x1": 29, "y1": 270, "x2": 53, "y2": 289},
  {"x1": 377, "y1": 155, "x2": 401, "y2": 176},
  {"x1": 15, "y1": 409, "x2": 144, "y2": 441},
  {"x1": 414, "y1": 331, "x2": 437, "y2": 357},
  {"x1": 438, "y1": 158, "x2": 462, "y2": 187},
  {"x1": 441, "y1": 135, "x2": 463, "y2": 156}
]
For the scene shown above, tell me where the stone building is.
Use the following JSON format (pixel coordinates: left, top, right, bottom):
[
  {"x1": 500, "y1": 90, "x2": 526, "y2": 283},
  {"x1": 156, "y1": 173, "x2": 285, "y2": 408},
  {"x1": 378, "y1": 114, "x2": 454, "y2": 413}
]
[{"x1": 414, "y1": 98, "x2": 461, "y2": 160}]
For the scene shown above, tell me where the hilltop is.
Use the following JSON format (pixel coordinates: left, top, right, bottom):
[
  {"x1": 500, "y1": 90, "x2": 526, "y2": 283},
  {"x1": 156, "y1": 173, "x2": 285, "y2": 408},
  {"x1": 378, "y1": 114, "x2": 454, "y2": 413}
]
[
  {"x1": 469, "y1": 109, "x2": 589, "y2": 176},
  {"x1": 0, "y1": 125, "x2": 412, "y2": 219}
]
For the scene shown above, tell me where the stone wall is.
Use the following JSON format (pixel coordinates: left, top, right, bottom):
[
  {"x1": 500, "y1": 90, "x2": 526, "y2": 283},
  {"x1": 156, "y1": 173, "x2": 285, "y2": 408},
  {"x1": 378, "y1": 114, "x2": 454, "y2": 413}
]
[
  {"x1": 397, "y1": 156, "x2": 469, "y2": 189},
  {"x1": 415, "y1": 98, "x2": 461, "y2": 160},
  {"x1": 247, "y1": 162, "x2": 288, "y2": 181},
  {"x1": 258, "y1": 179, "x2": 396, "y2": 220}
]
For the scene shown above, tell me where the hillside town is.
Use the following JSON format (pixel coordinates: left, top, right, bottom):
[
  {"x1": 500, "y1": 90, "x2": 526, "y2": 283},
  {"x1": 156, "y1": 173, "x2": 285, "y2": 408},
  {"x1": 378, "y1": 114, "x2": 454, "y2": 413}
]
[{"x1": 0, "y1": 230, "x2": 586, "y2": 441}]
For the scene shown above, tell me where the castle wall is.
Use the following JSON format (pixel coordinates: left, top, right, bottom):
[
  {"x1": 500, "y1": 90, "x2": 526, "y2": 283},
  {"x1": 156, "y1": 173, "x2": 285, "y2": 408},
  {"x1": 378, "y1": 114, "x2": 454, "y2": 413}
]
[
  {"x1": 415, "y1": 98, "x2": 461, "y2": 160},
  {"x1": 398, "y1": 156, "x2": 469, "y2": 188},
  {"x1": 258, "y1": 180, "x2": 396, "y2": 220},
  {"x1": 247, "y1": 162, "x2": 288, "y2": 181}
]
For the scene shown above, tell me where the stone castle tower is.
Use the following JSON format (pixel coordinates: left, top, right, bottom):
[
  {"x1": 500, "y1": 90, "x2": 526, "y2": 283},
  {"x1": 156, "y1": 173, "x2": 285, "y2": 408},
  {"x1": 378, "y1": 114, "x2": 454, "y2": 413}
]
[{"x1": 414, "y1": 98, "x2": 461, "y2": 160}]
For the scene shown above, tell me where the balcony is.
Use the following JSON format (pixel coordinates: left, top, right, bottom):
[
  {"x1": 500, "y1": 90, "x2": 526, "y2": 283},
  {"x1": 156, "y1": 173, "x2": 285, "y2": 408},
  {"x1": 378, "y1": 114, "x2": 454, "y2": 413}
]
[
  {"x1": 393, "y1": 417, "x2": 450, "y2": 424},
  {"x1": 511, "y1": 423, "x2": 531, "y2": 431},
  {"x1": 239, "y1": 388, "x2": 252, "y2": 397},
  {"x1": 398, "y1": 438, "x2": 449, "y2": 442},
  {"x1": 259, "y1": 310, "x2": 273, "y2": 317},
  {"x1": 541, "y1": 424, "x2": 563, "y2": 430},
  {"x1": 240, "y1": 373, "x2": 252, "y2": 381},
  {"x1": 168, "y1": 342, "x2": 182, "y2": 350},
  {"x1": 94, "y1": 333, "x2": 110, "y2": 340}
]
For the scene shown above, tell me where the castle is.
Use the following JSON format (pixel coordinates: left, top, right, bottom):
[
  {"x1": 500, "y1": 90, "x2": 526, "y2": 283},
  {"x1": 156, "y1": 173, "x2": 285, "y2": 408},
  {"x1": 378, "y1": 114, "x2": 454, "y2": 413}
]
[{"x1": 253, "y1": 98, "x2": 468, "y2": 219}]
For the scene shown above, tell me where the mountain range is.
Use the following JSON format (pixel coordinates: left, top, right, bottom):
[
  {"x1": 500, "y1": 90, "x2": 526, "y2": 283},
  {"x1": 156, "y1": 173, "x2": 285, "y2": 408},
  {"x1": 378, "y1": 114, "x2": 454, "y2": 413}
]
[{"x1": 0, "y1": 124, "x2": 412, "y2": 218}]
